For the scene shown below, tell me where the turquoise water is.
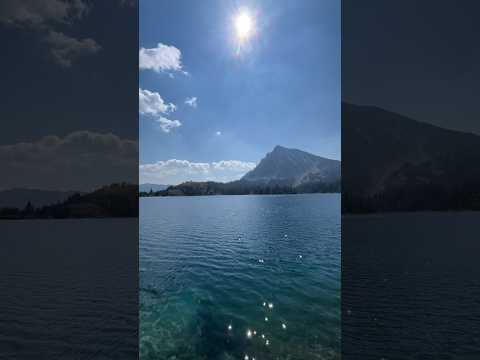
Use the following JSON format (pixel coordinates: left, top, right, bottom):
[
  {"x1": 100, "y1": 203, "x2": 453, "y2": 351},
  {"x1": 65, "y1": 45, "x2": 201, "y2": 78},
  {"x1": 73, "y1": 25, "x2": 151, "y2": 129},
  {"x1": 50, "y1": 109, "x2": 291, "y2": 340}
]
[{"x1": 140, "y1": 194, "x2": 340, "y2": 360}]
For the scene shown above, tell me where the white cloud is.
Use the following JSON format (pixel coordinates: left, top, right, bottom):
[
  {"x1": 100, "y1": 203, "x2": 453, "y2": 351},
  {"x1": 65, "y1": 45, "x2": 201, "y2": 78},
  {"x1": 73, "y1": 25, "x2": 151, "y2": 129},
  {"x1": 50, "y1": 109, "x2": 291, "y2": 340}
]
[
  {"x1": 216, "y1": 131, "x2": 222, "y2": 136},
  {"x1": 139, "y1": 88, "x2": 181, "y2": 133},
  {"x1": 0, "y1": 131, "x2": 138, "y2": 191},
  {"x1": 156, "y1": 117, "x2": 182, "y2": 133},
  {"x1": 139, "y1": 159, "x2": 256, "y2": 185},
  {"x1": 185, "y1": 96, "x2": 197, "y2": 108},
  {"x1": 139, "y1": 43, "x2": 185, "y2": 74},
  {"x1": 45, "y1": 30, "x2": 101, "y2": 67},
  {"x1": 139, "y1": 88, "x2": 176, "y2": 115},
  {"x1": 211, "y1": 160, "x2": 256, "y2": 172}
]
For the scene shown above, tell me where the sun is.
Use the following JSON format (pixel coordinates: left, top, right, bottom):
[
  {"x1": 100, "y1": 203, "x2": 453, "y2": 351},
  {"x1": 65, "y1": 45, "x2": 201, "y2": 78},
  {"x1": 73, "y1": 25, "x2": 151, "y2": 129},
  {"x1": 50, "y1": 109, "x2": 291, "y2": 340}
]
[{"x1": 234, "y1": 11, "x2": 254, "y2": 41}]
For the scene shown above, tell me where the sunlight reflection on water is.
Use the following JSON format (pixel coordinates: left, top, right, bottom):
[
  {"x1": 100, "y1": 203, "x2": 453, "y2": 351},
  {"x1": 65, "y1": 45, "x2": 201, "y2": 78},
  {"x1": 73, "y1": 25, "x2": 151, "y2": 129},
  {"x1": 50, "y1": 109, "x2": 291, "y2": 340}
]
[{"x1": 140, "y1": 194, "x2": 340, "y2": 359}]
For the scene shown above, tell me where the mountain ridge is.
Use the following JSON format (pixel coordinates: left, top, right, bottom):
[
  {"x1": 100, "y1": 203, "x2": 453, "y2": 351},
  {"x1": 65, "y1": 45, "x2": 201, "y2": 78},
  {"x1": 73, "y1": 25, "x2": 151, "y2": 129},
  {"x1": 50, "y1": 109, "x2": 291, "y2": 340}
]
[
  {"x1": 342, "y1": 102, "x2": 480, "y2": 212},
  {"x1": 242, "y1": 145, "x2": 340, "y2": 186},
  {"x1": 0, "y1": 183, "x2": 138, "y2": 219},
  {"x1": 143, "y1": 146, "x2": 341, "y2": 196},
  {"x1": 0, "y1": 188, "x2": 80, "y2": 209}
]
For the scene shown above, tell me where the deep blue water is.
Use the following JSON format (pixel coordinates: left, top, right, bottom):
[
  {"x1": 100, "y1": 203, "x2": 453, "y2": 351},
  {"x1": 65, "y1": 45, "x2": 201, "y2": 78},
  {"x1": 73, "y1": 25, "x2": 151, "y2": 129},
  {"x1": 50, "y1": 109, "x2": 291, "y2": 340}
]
[
  {"x1": 140, "y1": 194, "x2": 340, "y2": 360},
  {"x1": 0, "y1": 219, "x2": 138, "y2": 359},
  {"x1": 342, "y1": 212, "x2": 480, "y2": 359}
]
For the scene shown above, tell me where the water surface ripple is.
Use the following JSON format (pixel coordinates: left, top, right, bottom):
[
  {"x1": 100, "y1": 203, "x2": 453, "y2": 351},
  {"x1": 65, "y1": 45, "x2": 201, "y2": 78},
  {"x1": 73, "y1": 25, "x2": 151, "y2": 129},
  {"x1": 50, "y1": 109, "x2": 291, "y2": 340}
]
[
  {"x1": 0, "y1": 219, "x2": 138, "y2": 359},
  {"x1": 140, "y1": 194, "x2": 340, "y2": 360},
  {"x1": 342, "y1": 212, "x2": 480, "y2": 359}
]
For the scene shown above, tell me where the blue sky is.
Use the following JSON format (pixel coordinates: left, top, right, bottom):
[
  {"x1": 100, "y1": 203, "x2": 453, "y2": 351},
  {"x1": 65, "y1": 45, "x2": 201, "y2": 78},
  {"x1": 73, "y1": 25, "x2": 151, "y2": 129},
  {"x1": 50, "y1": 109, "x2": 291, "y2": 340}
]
[{"x1": 139, "y1": 0, "x2": 340, "y2": 185}]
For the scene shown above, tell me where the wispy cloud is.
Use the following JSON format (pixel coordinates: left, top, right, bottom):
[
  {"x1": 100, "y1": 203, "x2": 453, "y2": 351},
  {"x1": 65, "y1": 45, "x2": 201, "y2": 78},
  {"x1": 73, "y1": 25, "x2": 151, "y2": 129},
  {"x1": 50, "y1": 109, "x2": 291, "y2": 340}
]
[
  {"x1": 0, "y1": 0, "x2": 88, "y2": 27},
  {"x1": 156, "y1": 117, "x2": 182, "y2": 133},
  {"x1": 0, "y1": 0, "x2": 100, "y2": 67},
  {"x1": 185, "y1": 96, "x2": 198, "y2": 108},
  {"x1": 139, "y1": 159, "x2": 256, "y2": 185},
  {"x1": 45, "y1": 30, "x2": 100, "y2": 67},
  {"x1": 139, "y1": 88, "x2": 181, "y2": 133},
  {"x1": 139, "y1": 43, "x2": 186, "y2": 75}
]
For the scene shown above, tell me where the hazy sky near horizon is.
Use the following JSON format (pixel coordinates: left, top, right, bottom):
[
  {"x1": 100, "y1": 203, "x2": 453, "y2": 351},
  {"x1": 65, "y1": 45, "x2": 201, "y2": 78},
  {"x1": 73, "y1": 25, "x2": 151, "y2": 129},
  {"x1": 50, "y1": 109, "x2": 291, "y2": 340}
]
[{"x1": 139, "y1": 0, "x2": 340, "y2": 185}]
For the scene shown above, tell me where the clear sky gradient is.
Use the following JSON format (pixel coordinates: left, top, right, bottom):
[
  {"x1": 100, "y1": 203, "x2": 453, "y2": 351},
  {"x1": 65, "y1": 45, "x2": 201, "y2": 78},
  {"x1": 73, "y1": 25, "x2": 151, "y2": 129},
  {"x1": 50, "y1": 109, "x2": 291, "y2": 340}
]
[{"x1": 139, "y1": 0, "x2": 340, "y2": 185}]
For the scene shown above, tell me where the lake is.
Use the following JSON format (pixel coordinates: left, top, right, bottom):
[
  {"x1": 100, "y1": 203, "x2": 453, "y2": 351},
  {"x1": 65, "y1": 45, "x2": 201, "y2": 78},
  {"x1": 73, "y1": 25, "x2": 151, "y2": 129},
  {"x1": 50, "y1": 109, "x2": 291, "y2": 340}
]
[
  {"x1": 140, "y1": 194, "x2": 341, "y2": 360},
  {"x1": 342, "y1": 212, "x2": 480, "y2": 359},
  {"x1": 0, "y1": 219, "x2": 138, "y2": 359}
]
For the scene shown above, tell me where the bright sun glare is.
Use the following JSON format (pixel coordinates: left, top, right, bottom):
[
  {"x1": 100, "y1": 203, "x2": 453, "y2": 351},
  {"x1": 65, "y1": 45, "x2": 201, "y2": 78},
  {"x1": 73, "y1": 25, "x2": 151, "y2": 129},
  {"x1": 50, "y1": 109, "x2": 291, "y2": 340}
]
[{"x1": 235, "y1": 11, "x2": 253, "y2": 41}]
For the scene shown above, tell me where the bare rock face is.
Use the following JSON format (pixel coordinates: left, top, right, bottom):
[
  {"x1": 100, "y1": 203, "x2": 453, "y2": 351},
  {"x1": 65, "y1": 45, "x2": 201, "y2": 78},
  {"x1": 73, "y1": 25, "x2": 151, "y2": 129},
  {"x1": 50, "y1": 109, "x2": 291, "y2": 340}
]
[{"x1": 242, "y1": 145, "x2": 340, "y2": 187}]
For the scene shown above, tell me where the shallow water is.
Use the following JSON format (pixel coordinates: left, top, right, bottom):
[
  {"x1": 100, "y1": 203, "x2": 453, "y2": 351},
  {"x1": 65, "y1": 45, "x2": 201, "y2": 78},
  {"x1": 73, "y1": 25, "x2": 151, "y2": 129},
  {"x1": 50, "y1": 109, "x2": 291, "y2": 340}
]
[{"x1": 140, "y1": 194, "x2": 340, "y2": 360}]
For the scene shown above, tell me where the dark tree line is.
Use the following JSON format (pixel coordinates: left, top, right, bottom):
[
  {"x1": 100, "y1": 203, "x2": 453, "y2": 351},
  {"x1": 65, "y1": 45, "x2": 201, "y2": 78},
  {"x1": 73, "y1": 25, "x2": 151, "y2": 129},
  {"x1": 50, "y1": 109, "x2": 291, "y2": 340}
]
[
  {"x1": 343, "y1": 182, "x2": 480, "y2": 213},
  {"x1": 0, "y1": 183, "x2": 138, "y2": 219},
  {"x1": 139, "y1": 179, "x2": 341, "y2": 197}
]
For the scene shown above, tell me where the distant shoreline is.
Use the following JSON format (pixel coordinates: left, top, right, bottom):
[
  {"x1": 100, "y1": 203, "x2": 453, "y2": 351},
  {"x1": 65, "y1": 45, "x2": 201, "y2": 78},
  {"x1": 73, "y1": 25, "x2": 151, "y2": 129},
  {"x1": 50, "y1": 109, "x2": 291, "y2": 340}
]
[
  {"x1": 0, "y1": 216, "x2": 138, "y2": 221},
  {"x1": 343, "y1": 209, "x2": 480, "y2": 216},
  {"x1": 0, "y1": 183, "x2": 138, "y2": 220},
  {"x1": 139, "y1": 191, "x2": 341, "y2": 198}
]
